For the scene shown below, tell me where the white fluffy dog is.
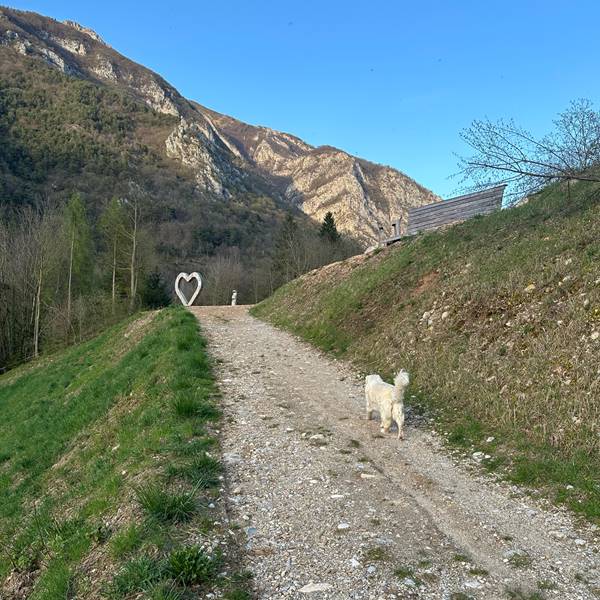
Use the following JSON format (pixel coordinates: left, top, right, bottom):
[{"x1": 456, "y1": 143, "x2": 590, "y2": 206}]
[{"x1": 365, "y1": 370, "x2": 410, "y2": 439}]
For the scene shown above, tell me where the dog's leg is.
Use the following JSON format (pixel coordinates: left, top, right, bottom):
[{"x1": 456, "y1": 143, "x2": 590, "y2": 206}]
[
  {"x1": 380, "y1": 410, "x2": 392, "y2": 433},
  {"x1": 393, "y1": 404, "x2": 405, "y2": 440},
  {"x1": 365, "y1": 392, "x2": 373, "y2": 420}
]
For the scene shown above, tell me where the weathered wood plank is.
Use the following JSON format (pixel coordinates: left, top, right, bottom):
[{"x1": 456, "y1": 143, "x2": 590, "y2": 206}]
[
  {"x1": 408, "y1": 192, "x2": 504, "y2": 217},
  {"x1": 408, "y1": 203, "x2": 500, "y2": 228},
  {"x1": 408, "y1": 185, "x2": 506, "y2": 215},
  {"x1": 390, "y1": 185, "x2": 506, "y2": 239},
  {"x1": 409, "y1": 203, "x2": 499, "y2": 225},
  {"x1": 408, "y1": 200, "x2": 500, "y2": 224}
]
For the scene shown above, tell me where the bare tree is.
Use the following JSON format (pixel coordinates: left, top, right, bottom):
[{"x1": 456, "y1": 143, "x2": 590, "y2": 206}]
[
  {"x1": 100, "y1": 197, "x2": 126, "y2": 314},
  {"x1": 63, "y1": 193, "x2": 92, "y2": 329},
  {"x1": 457, "y1": 99, "x2": 600, "y2": 203},
  {"x1": 203, "y1": 247, "x2": 244, "y2": 305},
  {"x1": 122, "y1": 184, "x2": 146, "y2": 312}
]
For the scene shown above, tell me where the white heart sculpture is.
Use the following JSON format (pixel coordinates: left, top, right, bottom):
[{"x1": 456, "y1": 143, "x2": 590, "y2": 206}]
[{"x1": 175, "y1": 272, "x2": 203, "y2": 306}]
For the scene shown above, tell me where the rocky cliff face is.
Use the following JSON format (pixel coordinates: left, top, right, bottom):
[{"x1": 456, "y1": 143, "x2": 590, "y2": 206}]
[
  {"x1": 202, "y1": 110, "x2": 439, "y2": 242},
  {"x1": 0, "y1": 6, "x2": 438, "y2": 244}
]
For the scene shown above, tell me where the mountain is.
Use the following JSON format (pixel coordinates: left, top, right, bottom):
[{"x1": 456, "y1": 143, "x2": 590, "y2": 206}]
[
  {"x1": 198, "y1": 106, "x2": 439, "y2": 243},
  {"x1": 0, "y1": 6, "x2": 438, "y2": 244}
]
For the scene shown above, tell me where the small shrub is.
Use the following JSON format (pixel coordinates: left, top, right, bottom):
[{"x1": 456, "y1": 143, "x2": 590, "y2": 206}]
[
  {"x1": 91, "y1": 522, "x2": 112, "y2": 544},
  {"x1": 167, "y1": 545, "x2": 219, "y2": 585},
  {"x1": 135, "y1": 485, "x2": 196, "y2": 523},
  {"x1": 14, "y1": 547, "x2": 42, "y2": 573}
]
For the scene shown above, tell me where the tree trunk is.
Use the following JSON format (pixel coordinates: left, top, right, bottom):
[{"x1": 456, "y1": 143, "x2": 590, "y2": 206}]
[
  {"x1": 67, "y1": 230, "x2": 74, "y2": 327},
  {"x1": 111, "y1": 237, "x2": 117, "y2": 314},
  {"x1": 33, "y1": 264, "x2": 42, "y2": 358},
  {"x1": 129, "y1": 203, "x2": 137, "y2": 312}
]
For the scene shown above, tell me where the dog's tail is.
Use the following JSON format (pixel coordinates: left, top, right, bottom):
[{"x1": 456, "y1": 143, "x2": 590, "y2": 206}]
[{"x1": 392, "y1": 369, "x2": 410, "y2": 402}]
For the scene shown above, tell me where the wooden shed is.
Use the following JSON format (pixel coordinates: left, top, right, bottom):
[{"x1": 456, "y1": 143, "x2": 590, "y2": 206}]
[{"x1": 386, "y1": 185, "x2": 506, "y2": 244}]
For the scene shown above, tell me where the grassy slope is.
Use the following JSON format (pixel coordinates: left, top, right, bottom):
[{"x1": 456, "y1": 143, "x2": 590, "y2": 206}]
[
  {"x1": 0, "y1": 308, "x2": 249, "y2": 599},
  {"x1": 253, "y1": 182, "x2": 600, "y2": 523}
]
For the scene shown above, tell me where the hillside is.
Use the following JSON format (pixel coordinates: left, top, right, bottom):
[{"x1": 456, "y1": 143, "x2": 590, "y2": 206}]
[
  {"x1": 0, "y1": 308, "x2": 249, "y2": 599},
  {"x1": 253, "y1": 181, "x2": 600, "y2": 522},
  {"x1": 0, "y1": 25, "x2": 293, "y2": 261},
  {"x1": 0, "y1": 6, "x2": 438, "y2": 245}
]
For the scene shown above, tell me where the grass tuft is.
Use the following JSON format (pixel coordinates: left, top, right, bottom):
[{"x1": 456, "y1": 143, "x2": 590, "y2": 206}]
[
  {"x1": 135, "y1": 485, "x2": 196, "y2": 523},
  {"x1": 167, "y1": 453, "x2": 222, "y2": 488},
  {"x1": 107, "y1": 555, "x2": 165, "y2": 598},
  {"x1": 167, "y1": 545, "x2": 219, "y2": 585}
]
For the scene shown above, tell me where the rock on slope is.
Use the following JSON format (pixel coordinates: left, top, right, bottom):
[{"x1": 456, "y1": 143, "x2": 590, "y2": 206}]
[{"x1": 0, "y1": 6, "x2": 438, "y2": 244}]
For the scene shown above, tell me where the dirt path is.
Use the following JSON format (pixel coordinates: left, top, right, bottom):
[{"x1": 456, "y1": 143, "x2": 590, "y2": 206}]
[{"x1": 191, "y1": 306, "x2": 598, "y2": 600}]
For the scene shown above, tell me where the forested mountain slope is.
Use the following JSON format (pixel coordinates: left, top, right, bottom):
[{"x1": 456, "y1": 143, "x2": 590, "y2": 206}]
[{"x1": 0, "y1": 5, "x2": 438, "y2": 246}]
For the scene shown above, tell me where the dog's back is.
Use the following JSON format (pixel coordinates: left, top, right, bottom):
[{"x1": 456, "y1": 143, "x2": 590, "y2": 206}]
[
  {"x1": 365, "y1": 374, "x2": 384, "y2": 389},
  {"x1": 365, "y1": 374, "x2": 394, "y2": 402}
]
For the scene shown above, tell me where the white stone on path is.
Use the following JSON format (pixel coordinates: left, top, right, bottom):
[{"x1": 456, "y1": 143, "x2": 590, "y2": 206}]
[{"x1": 299, "y1": 582, "x2": 333, "y2": 593}]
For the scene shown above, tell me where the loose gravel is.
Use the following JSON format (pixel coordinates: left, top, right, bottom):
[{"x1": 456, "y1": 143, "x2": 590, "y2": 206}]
[{"x1": 192, "y1": 306, "x2": 599, "y2": 600}]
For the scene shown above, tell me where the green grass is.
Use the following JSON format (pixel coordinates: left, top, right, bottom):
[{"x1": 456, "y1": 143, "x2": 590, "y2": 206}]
[
  {"x1": 0, "y1": 307, "x2": 248, "y2": 598},
  {"x1": 107, "y1": 555, "x2": 165, "y2": 598},
  {"x1": 253, "y1": 182, "x2": 600, "y2": 523},
  {"x1": 167, "y1": 453, "x2": 222, "y2": 488},
  {"x1": 537, "y1": 579, "x2": 557, "y2": 590},
  {"x1": 135, "y1": 485, "x2": 197, "y2": 523},
  {"x1": 167, "y1": 545, "x2": 219, "y2": 585},
  {"x1": 507, "y1": 551, "x2": 533, "y2": 569},
  {"x1": 109, "y1": 523, "x2": 145, "y2": 559},
  {"x1": 505, "y1": 587, "x2": 546, "y2": 600},
  {"x1": 364, "y1": 546, "x2": 388, "y2": 561}
]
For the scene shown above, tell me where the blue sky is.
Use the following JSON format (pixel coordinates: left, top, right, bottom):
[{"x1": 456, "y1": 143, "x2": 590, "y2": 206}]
[{"x1": 9, "y1": 0, "x2": 600, "y2": 196}]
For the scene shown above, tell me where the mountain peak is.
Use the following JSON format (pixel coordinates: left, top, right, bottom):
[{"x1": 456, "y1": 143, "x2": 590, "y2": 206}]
[{"x1": 62, "y1": 19, "x2": 106, "y2": 45}]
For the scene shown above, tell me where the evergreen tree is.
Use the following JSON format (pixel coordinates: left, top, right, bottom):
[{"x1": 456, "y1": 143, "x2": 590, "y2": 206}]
[
  {"x1": 140, "y1": 271, "x2": 171, "y2": 309},
  {"x1": 319, "y1": 211, "x2": 340, "y2": 243},
  {"x1": 273, "y1": 214, "x2": 300, "y2": 284}
]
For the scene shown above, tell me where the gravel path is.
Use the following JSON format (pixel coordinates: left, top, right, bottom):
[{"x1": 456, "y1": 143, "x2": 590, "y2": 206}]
[{"x1": 191, "y1": 306, "x2": 599, "y2": 600}]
